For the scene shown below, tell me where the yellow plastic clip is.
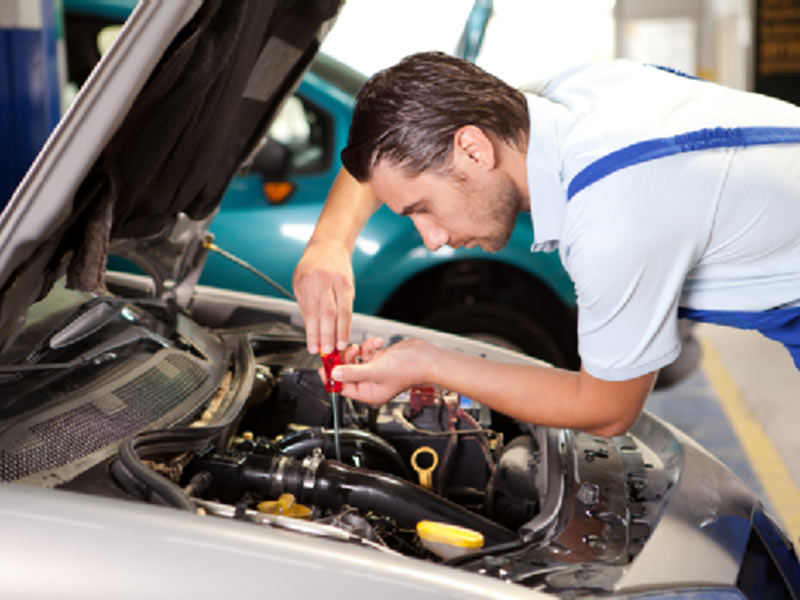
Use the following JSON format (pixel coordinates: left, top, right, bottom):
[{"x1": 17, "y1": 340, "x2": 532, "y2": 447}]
[{"x1": 257, "y1": 493, "x2": 312, "y2": 519}]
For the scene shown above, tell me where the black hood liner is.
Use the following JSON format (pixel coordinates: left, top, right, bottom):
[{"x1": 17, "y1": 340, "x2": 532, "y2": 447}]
[
  {"x1": 0, "y1": 0, "x2": 341, "y2": 349},
  {"x1": 60, "y1": 0, "x2": 338, "y2": 290}
]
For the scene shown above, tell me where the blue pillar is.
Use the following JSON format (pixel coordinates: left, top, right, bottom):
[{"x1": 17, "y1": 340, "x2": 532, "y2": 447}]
[{"x1": 0, "y1": 0, "x2": 63, "y2": 206}]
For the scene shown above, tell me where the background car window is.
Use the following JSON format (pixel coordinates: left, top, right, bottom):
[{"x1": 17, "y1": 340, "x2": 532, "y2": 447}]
[{"x1": 268, "y1": 95, "x2": 331, "y2": 174}]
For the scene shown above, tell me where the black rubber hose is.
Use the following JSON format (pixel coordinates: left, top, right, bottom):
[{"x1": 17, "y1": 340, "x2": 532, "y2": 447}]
[
  {"x1": 232, "y1": 455, "x2": 517, "y2": 546},
  {"x1": 494, "y1": 435, "x2": 540, "y2": 500},
  {"x1": 275, "y1": 427, "x2": 411, "y2": 479},
  {"x1": 114, "y1": 426, "x2": 222, "y2": 511},
  {"x1": 116, "y1": 439, "x2": 195, "y2": 511}
]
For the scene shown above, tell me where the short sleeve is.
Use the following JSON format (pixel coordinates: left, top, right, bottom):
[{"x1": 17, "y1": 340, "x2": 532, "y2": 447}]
[{"x1": 561, "y1": 154, "x2": 716, "y2": 381}]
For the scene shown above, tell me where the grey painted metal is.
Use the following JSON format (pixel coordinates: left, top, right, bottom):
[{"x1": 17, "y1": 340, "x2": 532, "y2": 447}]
[
  {"x1": 618, "y1": 416, "x2": 757, "y2": 591},
  {"x1": 0, "y1": 483, "x2": 546, "y2": 599}
]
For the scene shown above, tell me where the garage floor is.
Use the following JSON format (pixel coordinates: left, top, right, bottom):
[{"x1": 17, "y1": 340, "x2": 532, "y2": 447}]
[{"x1": 645, "y1": 323, "x2": 800, "y2": 550}]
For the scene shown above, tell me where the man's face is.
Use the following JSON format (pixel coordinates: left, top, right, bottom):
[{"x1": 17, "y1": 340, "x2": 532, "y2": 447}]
[{"x1": 370, "y1": 161, "x2": 522, "y2": 253}]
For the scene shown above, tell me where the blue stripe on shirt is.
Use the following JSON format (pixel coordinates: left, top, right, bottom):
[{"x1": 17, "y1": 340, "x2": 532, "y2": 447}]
[{"x1": 567, "y1": 127, "x2": 800, "y2": 201}]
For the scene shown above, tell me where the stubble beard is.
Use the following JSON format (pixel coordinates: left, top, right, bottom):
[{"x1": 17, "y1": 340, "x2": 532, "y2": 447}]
[
  {"x1": 476, "y1": 174, "x2": 522, "y2": 252},
  {"x1": 447, "y1": 169, "x2": 523, "y2": 252}
]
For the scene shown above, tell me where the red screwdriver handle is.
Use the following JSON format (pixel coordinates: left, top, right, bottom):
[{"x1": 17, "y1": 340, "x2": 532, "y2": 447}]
[{"x1": 321, "y1": 349, "x2": 342, "y2": 393}]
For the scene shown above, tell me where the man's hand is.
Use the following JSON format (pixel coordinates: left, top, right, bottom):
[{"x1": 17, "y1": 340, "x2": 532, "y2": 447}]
[
  {"x1": 293, "y1": 240, "x2": 355, "y2": 355},
  {"x1": 292, "y1": 168, "x2": 381, "y2": 354},
  {"x1": 329, "y1": 338, "x2": 433, "y2": 406}
]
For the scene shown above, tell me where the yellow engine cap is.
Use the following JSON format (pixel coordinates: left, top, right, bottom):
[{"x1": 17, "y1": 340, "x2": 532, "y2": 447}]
[
  {"x1": 416, "y1": 520, "x2": 484, "y2": 549},
  {"x1": 257, "y1": 493, "x2": 312, "y2": 519}
]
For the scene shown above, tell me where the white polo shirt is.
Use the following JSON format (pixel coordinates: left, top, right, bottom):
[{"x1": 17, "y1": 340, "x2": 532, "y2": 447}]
[{"x1": 525, "y1": 60, "x2": 800, "y2": 381}]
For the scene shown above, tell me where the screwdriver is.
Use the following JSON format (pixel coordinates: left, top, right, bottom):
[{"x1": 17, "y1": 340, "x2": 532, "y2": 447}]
[{"x1": 320, "y1": 348, "x2": 343, "y2": 461}]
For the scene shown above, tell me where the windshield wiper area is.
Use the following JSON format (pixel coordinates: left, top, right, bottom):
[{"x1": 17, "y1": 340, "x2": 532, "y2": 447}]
[
  {"x1": 48, "y1": 300, "x2": 124, "y2": 350},
  {"x1": 47, "y1": 295, "x2": 172, "y2": 350},
  {"x1": 0, "y1": 326, "x2": 169, "y2": 379}
]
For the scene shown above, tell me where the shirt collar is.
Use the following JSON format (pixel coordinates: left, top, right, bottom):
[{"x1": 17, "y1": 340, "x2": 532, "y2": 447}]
[{"x1": 525, "y1": 93, "x2": 571, "y2": 252}]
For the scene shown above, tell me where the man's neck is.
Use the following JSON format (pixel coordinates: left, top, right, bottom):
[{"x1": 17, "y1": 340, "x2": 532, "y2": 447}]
[{"x1": 501, "y1": 132, "x2": 531, "y2": 213}]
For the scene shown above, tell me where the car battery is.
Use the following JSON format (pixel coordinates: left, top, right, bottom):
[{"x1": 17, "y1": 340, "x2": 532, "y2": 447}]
[{"x1": 375, "y1": 385, "x2": 496, "y2": 494}]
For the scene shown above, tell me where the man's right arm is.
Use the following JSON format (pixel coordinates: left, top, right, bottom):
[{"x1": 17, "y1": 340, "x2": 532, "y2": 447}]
[{"x1": 293, "y1": 167, "x2": 381, "y2": 354}]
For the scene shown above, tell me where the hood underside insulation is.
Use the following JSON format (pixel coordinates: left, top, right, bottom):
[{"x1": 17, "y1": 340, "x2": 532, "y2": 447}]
[{"x1": 0, "y1": 0, "x2": 340, "y2": 346}]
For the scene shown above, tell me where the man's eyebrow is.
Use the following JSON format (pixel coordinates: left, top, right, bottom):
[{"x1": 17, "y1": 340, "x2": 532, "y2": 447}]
[{"x1": 399, "y1": 200, "x2": 425, "y2": 217}]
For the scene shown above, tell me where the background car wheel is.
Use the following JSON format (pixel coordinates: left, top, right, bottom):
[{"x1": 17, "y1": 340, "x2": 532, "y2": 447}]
[
  {"x1": 379, "y1": 260, "x2": 580, "y2": 371},
  {"x1": 419, "y1": 303, "x2": 571, "y2": 368}
]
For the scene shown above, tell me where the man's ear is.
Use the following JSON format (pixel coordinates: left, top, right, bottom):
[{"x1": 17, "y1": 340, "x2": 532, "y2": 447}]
[{"x1": 452, "y1": 125, "x2": 496, "y2": 171}]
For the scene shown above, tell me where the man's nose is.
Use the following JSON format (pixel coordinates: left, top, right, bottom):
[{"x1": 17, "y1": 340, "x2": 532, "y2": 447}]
[{"x1": 414, "y1": 217, "x2": 449, "y2": 251}]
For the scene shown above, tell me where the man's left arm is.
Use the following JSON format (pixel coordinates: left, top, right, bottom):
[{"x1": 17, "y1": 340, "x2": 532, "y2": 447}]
[
  {"x1": 333, "y1": 338, "x2": 657, "y2": 436},
  {"x1": 422, "y1": 345, "x2": 657, "y2": 436}
]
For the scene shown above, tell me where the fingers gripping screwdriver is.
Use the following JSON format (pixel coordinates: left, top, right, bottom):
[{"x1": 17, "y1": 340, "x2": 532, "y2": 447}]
[{"x1": 321, "y1": 349, "x2": 343, "y2": 461}]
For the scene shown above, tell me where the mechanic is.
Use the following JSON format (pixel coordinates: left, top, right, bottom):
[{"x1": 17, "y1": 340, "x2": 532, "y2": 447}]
[{"x1": 292, "y1": 52, "x2": 800, "y2": 437}]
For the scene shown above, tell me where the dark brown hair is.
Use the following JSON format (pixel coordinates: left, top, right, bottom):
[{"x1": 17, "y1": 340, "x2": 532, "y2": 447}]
[{"x1": 341, "y1": 52, "x2": 529, "y2": 182}]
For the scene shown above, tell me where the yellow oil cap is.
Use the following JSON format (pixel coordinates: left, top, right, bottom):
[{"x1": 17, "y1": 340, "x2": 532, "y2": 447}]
[
  {"x1": 257, "y1": 493, "x2": 312, "y2": 519},
  {"x1": 416, "y1": 520, "x2": 484, "y2": 559}
]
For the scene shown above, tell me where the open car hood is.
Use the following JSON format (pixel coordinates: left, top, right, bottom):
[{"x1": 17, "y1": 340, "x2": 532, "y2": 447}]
[{"x1": 0, "y1": 0, "x2": 342, "y2": 349}]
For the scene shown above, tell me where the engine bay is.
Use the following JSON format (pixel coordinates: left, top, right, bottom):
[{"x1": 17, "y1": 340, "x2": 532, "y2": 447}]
[
  {"x1": 109, "y1": 323, "x2": 547, "y2": 561},
  {"x1": 0, "y1": 287, "x2": 669, "y2": 592}
]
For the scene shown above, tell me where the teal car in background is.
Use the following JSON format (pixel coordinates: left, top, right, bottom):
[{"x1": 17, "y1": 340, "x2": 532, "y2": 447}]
[
  {"x1": 64, "y1": 0, "x2": 579, "y2": 369},
  {"x1": 63, "y1": 0, "x2": 697, "y2": 381}
]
